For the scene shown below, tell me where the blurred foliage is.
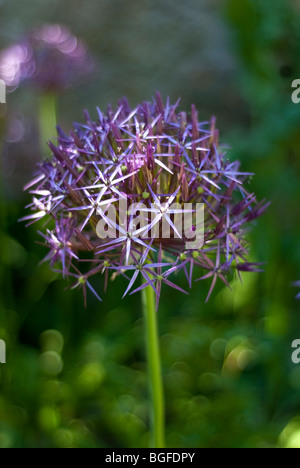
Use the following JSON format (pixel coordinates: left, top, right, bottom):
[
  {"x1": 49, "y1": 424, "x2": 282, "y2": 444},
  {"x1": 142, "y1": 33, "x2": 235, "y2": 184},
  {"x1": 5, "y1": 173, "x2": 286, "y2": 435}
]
[{"x1": 0, "y1": 0, "x2": 300, "y2": 448}]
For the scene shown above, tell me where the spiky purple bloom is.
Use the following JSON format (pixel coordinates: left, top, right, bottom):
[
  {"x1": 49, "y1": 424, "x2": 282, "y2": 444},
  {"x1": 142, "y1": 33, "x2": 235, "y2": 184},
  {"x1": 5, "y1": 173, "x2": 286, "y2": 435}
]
[
  {"x1": 22, "y1": 94, "x2": 269, "y2": 306},
  {"x1": 0, "y1": 24, "x2": 94, "y2": 92}
]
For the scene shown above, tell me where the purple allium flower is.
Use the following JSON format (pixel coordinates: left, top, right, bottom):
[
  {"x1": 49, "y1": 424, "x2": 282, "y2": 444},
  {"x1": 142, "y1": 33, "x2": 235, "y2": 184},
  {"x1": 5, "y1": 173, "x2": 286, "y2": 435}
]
[
  {"x1": 0, "y1": 24, "x2": 94, "y2": 92},
  {"x1": 22, "y1": 94, "x2": 269, "y2": 306}
]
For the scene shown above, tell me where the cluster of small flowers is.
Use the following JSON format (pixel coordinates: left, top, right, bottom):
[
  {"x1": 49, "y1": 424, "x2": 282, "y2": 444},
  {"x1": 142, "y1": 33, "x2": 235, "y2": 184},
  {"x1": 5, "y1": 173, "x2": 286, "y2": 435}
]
[
  {"x1": 22, "y1": 94, "x2": 269, "y2": 307},
  {"x1": 0, "y1": 24, "x2": 94, "y2": 92}
]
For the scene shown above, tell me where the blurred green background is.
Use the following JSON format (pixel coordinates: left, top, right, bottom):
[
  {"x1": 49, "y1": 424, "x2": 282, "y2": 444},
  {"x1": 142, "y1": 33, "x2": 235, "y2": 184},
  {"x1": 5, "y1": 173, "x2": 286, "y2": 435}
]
[{"x1": 0, "y1": 0, "x2": 300, "y2": 448}]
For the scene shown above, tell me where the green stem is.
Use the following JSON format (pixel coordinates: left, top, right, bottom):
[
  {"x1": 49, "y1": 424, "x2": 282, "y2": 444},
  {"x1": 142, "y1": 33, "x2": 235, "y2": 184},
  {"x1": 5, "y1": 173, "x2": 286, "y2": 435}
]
[
  {"x1": 0, "y1": 117, "x2": 5, "y2": 311},
  {"x1": 38, "y1": 91, "x2": 57, "y2": 158},
  {"x1": 142, "y1": 285, "x2": 165, "y2": 448}
]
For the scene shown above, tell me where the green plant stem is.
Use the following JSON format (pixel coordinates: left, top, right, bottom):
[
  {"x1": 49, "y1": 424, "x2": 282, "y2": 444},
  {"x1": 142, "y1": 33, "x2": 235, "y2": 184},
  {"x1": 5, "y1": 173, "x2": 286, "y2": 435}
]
[
  {"x1": 0, "y1": 117, "x2": 5, "y2": 311},
  {"x1": 142, "y1": 285, "x2": 165, "y2": 448},
  {"x1": 39, "y1": 91, "x2": 57, "y2": 158}
]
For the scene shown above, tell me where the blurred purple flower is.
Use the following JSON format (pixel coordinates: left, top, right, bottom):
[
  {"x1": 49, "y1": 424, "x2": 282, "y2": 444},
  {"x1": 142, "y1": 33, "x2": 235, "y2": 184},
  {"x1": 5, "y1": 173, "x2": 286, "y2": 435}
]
[
  {"x1": 22, "y1": 94, "x2": 268, "y2": 306},
  {"x1": 294, "y1": 281, "x2": 300, "y2": 299},
  {"x1": 0, "y1": 24, "x2": 95, "y2": 92}
]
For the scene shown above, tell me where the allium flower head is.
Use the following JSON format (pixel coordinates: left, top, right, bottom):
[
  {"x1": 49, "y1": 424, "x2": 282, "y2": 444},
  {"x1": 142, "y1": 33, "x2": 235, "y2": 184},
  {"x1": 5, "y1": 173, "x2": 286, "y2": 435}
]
[
  {"x1": 0, "y1": 24, "x2": 94, "y2": 92},
  {"x1": 22, "y1": 94, "x2": 269, "y2": 307}
]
